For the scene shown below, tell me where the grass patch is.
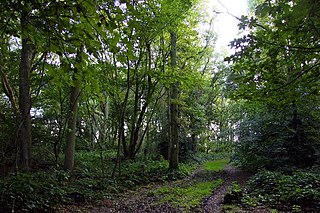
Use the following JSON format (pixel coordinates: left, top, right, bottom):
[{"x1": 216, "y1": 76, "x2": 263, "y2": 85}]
[
  {"x1": 203, "y1": 159, "x2": 229, "y2": 171},
  {"x1": 155, "y1": 179, "x2": 223, "y2": 210}
]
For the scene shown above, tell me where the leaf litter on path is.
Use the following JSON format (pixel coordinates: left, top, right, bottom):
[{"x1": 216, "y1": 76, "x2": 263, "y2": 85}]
[{"x1": 58, "y1": 162, "x2": 254, "y2": 213}]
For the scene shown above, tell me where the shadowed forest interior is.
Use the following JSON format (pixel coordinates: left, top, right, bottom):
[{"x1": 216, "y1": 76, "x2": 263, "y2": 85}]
[{"x1": 0, "y1": 0, "x2": 319, "y2": 212}]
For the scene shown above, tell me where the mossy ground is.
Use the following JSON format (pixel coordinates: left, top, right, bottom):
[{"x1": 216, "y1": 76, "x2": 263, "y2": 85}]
[
  {"x1": 203, "y1": 159, "x2": 229, "y2": 171},
  {"x1": 54, "y1": 159, "x2": 255, "y2": 212},
  {"x1": 154, "y1": 179, "x2": 223, "y2": 210},
  {"x1": 151, "y1": 159, "x2": 230, "y2": 210}
]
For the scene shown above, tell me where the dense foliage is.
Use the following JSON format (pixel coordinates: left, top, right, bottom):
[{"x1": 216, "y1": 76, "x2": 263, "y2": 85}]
[
  {"x1": 243, "y1": 169, "x2": 320, "y2": 211},
  {"x1": 233, "y1": 103, "x2": 320, "y2": 170},
  {"x1": 227, "y1": 0, "x2": 320, "y2": 171},
  {"x1": 0, "y1": 152, "x2": 195, "y2": 212},
  {"x1": 1, "y1": 0, "x2": 320, "y2": 211},
  {"x1": 222, "y1": 0, "x2": 320, "y2": 211},
  {"x1": 0, "y1": 0, "x2": 222, "y2": 172}
]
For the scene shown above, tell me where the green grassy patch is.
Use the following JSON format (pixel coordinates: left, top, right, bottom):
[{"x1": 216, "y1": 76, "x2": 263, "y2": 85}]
[
  {"x1": 155, "y1": 179, "x2": 223, "y2": 210},
  {"x1": 203, "y1": 159, "x2": 229, "y2": 171}
]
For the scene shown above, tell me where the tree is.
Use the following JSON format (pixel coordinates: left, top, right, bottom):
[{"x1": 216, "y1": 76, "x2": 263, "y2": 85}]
[
  {"x1": 227, "y1": 0, "x2": 320, "y2": 170},
  {"x1": 18, "y1": 5, "x2": 35, "y2": 170},
  {"x1": 0, "y1": 0, "x2": 218, "y2": 175},
  {"x1": 168, "y1": 31, "x2": 179, "y2": 170},
  {"x1": 0, "y1": 0, "x2": 105, "y2": 171},
  {"x1": 104, "y1": 0, "x2": 204, "y2": 163},
  {"x1": 63, "y1": 47, "x2": 82, "y2": 170},
  {"x1": 247, "y1": 0, "x2": 264, "y2": 14},
  {"x1": 0, "y1": 1, "x2": 37, "y2": 170}
]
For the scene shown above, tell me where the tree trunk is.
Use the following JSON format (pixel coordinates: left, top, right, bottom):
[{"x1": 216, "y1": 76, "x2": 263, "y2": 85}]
[
  {"x1": 99, "y1": 96, "x2": 109, "y2": 144},
  {"x1": 168, "y1": 31, "x2": 179, "y2": 170},
  {"x1": 18, "y1": 9, "x2": 34, "y2": 170},
  {"x1": 63, "y1": 86, "x2": 80, "y2": 170},
  {"x1": 128, "y1": 72, "x2": 140, "y2": 159},
  {"x1": 1, "y1": 36, "x2": 19, "y2": 117},
  {"x1": 64, "y1": 47, "x2": 82, "y2": 170}
]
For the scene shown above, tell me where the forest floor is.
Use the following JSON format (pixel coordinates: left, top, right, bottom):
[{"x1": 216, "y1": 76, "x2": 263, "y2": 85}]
[{"x1": 57, "y1": 163, "x2": 275, "y2": 213}]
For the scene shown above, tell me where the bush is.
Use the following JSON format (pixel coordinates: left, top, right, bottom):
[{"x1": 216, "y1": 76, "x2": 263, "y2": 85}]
[
  {"x1": 243, "y1": 170, "x2": 320, "y2": 211},
  {"x1": 0, "y1": 171, "x2": 67, "y2": 212},
  {"x1": 192, "y1": 152, "x2": 214, "y2": 163},
  {"x1": 233, "y1": 106, "x2": 320, "y2": 171},
  {"x1": 119, "y1": 158, "x2": 195, "y2": 187},
  {"x1": 0, "y1": 153, "x2": 197, "y2": 211}
]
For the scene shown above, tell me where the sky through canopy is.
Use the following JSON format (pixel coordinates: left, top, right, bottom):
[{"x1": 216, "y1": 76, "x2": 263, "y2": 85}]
[{"x1": 206, "y1": 0, "x2": 248, "y2": 52}]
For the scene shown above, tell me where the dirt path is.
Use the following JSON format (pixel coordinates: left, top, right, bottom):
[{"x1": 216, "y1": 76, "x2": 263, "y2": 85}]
[
  {"x1": 58, "y1": 165, "x2": 252, "y2": 213},
  {"x1": 200, "y1": 165, "x2": 251, "y2": 213}
]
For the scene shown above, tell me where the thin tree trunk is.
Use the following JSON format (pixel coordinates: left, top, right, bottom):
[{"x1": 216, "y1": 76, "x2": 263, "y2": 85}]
[
  {"x1": 1, "y1": 72, "x2": 19, "y2": 117},
  {"x1": 99, "y1": 96, "x2": 109, "y2": 144},
  {"x1": 112, "y1": 125, "x2": 122, "y2": 178},
  {"x1": 169, "y1": 31, "x2": 179, "y2": 170},
  {"x1": 63, "y1": 84, "x2": 80, "y2": 170},
  {"x1": 64, "y1": 47, "x2": 82, "y2": 171},
  {"x1": 112, "y1": 63, "x2": 131, "y2": 175},
  {"x1": 18, "y1": 9, "x2": 34, "y2": 170},
  {"x1": 128, "y1": 43, "x2": 158, "y2": 159},
  {"x1": 128, "y1": 72, "x2": 140, "y2": 159}
]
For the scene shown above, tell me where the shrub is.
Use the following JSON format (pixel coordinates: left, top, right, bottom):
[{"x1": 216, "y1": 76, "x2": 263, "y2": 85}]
[
  {"x1": 0, "y1": 171, "x2": 67, "y2": 212},
  {"x1": 243, "y1": 170, "x2": 320, "y2": 211},
  {"x1": 233, "y1": 107, "x2": 320, "y2": 171},
  {"x1": 119, "y1": 159, "x2": 195, "y2": 187}
]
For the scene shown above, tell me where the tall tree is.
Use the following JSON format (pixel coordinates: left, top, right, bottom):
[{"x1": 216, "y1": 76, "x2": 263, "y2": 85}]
[
  {"x1": 18, "y1": 4, "x2": 34, "y2": 170},
  {"x1": 64, "y1": 47, "x2": 82, "y2": 170},
  {"x1": 227, "y1": 0, "x2": 320, "y2": 169},
  {"x1": 168, "y1": 31, "x2": 179, "y2": 170}
]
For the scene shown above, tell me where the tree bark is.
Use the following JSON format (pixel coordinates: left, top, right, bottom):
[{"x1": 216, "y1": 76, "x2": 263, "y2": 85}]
[
  {"x1": 64, "y1": 47, "x2": 82, "y2": 171},
  {"x1": 18, "y1": 9, "x2": 34, "y2": 170},
  {"x1": 1, "y1": 36, "x2": 19, "y2": 117},
  {"x1": 63, "y1": 85, "x2": 80, "y2": 170},
  {"x1": 169, "y1": 31, "x2": 179, "y2": 170}
]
